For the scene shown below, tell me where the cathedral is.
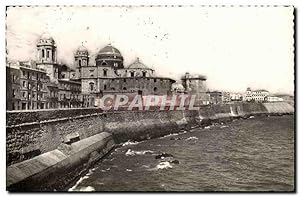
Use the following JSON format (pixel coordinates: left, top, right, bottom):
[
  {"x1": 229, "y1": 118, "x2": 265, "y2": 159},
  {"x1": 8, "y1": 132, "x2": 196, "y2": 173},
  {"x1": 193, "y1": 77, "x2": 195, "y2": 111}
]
[{"x1": 6, "y1": 33, "x2": 176, "y2": 110}]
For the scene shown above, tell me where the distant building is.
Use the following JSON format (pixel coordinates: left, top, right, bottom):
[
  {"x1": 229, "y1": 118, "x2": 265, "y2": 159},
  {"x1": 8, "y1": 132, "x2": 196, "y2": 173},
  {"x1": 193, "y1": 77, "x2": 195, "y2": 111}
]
[
  {"x1": 267, "y1": 96, "x2": 284, "y2": 102},
  {"x1": 222, "y1": 92, "x2": 231, "y2": 103},
  {"x1": 181, "y1": 72, "x2": 209, "y2": 105},
  {"x1": 230, "y1": 93, "x2": 243, "y2": 101},
  {"x1": 207, "y1": 91, "x2": 223, "y2": 105},
  {"x1": 243, "y1": 87, "x2": 269, "y2": 102}
]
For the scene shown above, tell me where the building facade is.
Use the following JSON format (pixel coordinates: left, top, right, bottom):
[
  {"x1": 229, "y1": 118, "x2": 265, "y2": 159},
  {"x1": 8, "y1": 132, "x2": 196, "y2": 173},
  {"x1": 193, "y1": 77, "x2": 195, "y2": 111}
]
[
  {"x1": 181, "y1": 72, "x2": 209, "y2": 105},
  {"x1": 243, "y1": 87, "x2": 270, "y2": 102},
  {"x1": 7, "y1": 33, "x2": 176, "y2": 110}
]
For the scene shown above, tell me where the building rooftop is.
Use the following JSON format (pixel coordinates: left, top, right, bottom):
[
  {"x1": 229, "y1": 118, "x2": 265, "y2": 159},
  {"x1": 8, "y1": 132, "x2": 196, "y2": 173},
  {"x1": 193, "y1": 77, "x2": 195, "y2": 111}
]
[{"x1": 127, "y1": 58, "x2": 153, "y2": 70}]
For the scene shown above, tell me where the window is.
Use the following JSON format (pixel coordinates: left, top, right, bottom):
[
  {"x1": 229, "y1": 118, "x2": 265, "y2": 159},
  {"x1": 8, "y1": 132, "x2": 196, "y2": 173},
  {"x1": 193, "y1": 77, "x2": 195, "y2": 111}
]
[
  {"x1": 154, "y1": 87, "x2": 158, "y2": 92},
  {"x1": 142, "y1": 71, "x2": 147, "y2": 77},
  {"x1": 12, "y1": 75, "x2": 16, "y2": 82},
  {"x1": 130, "y1": 72, "x2": 134, "y2": 77},
  {"x1": 103, "y1": 69, "x2": 107, "y2": 77},
  {"x1": 154, "y1": 79, "x2": 157, "y2": 83},
  {"x1": 22, "y1": 92, "x2": 26, "y2": 98},
  {"x1": 28, "y1": 93, "x2": 31, "y2": 100},
  {"x1": 79, "y1": 59, "x2": 82, "y2": 67},
  {"x1": 104, "y1": 85, "x2": 107, "y2": 90},
  {"x1": 42, "y1": 49, "x2": 45, "y2": 58},
  {"x1": 124, "y1": 79, "x2": 126, "y2": 82},
  {"x1": 101, "y1": 62, "x2": 108, "y2": 66},
  {"x1": 36, "y1": 73, "x2": 39, "y2": 80},
  {"x1": 12, "y1": 89, "x2": 16, "y2": 98},
  {"x1": 123, "y1": 87, "x2": 127, "y2": 90},
  {"x1": 89, "y1": 82, "x2": 94, "y2": 92},
  {"x1": 47, "y1": 50, "x2": 50, "y2": 58},
  {"x1": 23, "y1": 81, "x2": 26, "y2": 88}
]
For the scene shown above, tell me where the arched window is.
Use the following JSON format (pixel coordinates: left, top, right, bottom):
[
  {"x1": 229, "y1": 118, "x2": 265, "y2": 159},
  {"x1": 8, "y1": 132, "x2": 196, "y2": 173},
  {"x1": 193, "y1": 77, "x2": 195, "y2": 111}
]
[
  {"x1": 154, "y1": 87, "x2": 157, "y2": 92},
  {"x1": 101, "y1": 62, "x2": 108, "y2": 66},
  {"x1": 142, "y1": 71, "x2": 147, "y2": 77},
  {"x1": 104, "y1": 85, "x2": 107, "y2": 90},
  {"x1": 103, "y1": 69, "x2": 107, "y2": 77},
  {"x1": 123, "y1": 87, "x2": 127, "y2": 90},
  {"x1": 130, "y1": 71, "x2": 135, "y2": 77},
  {"x1": 47, "y1": 50, "x2": 50, "y2": 58},
  {"x1": 89, "y1": 82, "x2": 94, "y2": 92},
  {"x1": 42, "y1": 49, "x2": 45, "y2": 58},
  {"x1": 79, "y1": 59, "x2": 82, "y2": 67}
]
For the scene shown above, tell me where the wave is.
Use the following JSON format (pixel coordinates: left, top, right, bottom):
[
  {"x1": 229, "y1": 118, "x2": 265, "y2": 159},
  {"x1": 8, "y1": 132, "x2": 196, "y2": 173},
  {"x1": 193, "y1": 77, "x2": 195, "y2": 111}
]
[
  {"x1": 160, "y1": 130, "x2": 188, "y2": 139},
  {"x1": 186, "y1": 136, "x2": 199, "y2": 141},
  {"x1": 156, "y1": 161, "x2": 173, "y2": 170},
  {"x1": 122, "y1": 141, "x2": 141, "y2": 146},
  {"x1": 78, "y1": 186, "x2": 95, "y2": 192},
  {"x1": 68, "y1": 175, "x2": 90, "y2": 191},
  {"x1": 220, "y1": 125, "x2": 229, "y2": 128},
  {"x1": 125, "y1": 149, "x2": 154, "y2": 156}
]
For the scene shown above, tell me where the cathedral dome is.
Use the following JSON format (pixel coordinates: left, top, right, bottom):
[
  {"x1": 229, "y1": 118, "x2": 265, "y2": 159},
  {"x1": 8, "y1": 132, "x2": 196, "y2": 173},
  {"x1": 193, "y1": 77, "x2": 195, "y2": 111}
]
[
  {"x1": 75, "y1": 44, "x2": 89, "y2": 56},
  {"x1": 37, "y1": 32, "x2": 55, "y2": 46},
  {"x1": 40, "y1": 32, "x2": 53, "y2": 40},
  {"x1": 96, "y1": 44, "x2": 123, "y2": 60}
]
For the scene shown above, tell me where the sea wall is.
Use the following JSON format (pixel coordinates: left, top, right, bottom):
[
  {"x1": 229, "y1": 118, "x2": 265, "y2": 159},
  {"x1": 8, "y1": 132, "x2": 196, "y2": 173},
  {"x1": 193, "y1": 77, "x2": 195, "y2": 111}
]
[
  {"x1": 6, "y1": 102, "x2": 294, "y2": 191},
  {"x1": 7, "y1": 132, "x2": 115, "y2": 191}
]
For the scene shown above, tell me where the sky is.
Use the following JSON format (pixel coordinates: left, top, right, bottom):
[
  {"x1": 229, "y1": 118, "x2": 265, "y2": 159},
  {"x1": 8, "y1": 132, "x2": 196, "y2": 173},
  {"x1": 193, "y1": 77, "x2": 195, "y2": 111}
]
[{"x1": 6, "y1": 6, "x2": 294, "y2": 94}]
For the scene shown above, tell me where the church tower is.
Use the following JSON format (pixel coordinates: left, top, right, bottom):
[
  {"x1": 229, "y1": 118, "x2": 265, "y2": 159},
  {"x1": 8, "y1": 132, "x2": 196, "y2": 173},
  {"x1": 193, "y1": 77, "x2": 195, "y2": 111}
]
[
  {"x1": 36, "y1": 32, "x2": 58, "y2": 82},
  {"x1": 74, "y1": 44, "x2": 89, "y2": 79}
]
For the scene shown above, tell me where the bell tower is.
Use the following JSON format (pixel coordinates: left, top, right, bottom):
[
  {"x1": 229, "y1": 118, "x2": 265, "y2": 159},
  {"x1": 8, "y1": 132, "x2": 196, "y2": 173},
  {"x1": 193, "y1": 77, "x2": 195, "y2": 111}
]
[
  {"x1": 74, "y1": 43, "x2": 89, "y2": 79},
  {"x1": 36, "y1": 32, "x2": 58, "y2": 82}
]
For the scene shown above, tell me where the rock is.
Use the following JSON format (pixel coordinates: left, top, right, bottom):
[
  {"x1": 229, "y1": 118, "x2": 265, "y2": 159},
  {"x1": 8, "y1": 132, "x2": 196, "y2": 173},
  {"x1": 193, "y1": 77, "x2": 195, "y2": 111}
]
[
  {"x1": 170, "y1": 159, "x2": 179, "y2": 164},
  {"x1": 155, "y1": 153, "x2": 174, "y2": 159}
]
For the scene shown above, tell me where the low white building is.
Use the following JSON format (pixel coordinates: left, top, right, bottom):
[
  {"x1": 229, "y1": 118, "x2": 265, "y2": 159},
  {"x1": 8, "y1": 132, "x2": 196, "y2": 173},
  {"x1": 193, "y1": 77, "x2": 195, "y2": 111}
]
[
  {"x1": 267, "y1": 96, "x2": 284, "y2": 102},
  {"x1": 244, "y1": 88, "x2": 269, "y2": 102}
]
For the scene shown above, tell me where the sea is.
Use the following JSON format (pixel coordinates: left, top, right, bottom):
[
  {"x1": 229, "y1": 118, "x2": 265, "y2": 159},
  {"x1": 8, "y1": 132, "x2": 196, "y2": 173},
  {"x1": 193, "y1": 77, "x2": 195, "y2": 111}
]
[{"x1": 68, "y1": 115, "x2": 294, "y2": 192}]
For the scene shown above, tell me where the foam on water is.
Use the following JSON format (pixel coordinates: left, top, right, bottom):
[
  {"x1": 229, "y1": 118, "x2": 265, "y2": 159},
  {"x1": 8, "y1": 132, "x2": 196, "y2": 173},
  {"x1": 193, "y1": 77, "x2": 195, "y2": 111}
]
[
  {"x1": 125, "y1": 149, "x2": 154, "y2": 156},
  {"x1": 186, "y1": 136, "x2": 198, "y2": 141},
  {"x1": 122, "y1": 141, "x2": 141, "y2": 146},
  {"x1": 220, "y1": 125, "x2": 229, "y2": 128},
  {"x1": 78, "y1": 186, "x2": 95, "y2": 192},
  {"x1": 68, "y1": 175, "x2": 90, "y2": 191},
  {"x1": 156, "y1": 161, "x2": 173, "y2": 170}
]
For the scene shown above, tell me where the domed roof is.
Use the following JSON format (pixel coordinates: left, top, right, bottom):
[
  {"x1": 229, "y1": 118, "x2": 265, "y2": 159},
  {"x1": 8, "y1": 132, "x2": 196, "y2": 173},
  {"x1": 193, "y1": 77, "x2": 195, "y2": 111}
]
[
  {"x1": 75, "y1": 44, "x2": 89, "y2": 56},
  {"x1": 127, "y1": 58, "x2": 151, "y2": 70},
  {"x1": 40, "y1": 32, "x2": 54, "y2": 40},
  {"x1": 37, "y1": 32, "x2": 55, "y2": 46},
  {"x1": 77, "y1": 45, "x2": 88, "y2": 52},
  {"x1": 97, "y1": 44, "x2": 122, "y2": 57}
]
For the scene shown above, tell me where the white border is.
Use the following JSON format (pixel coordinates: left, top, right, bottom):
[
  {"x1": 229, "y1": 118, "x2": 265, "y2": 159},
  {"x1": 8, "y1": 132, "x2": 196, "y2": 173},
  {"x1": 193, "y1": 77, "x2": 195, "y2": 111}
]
[{"x1": 1, "y1": 0, "x2": 298, "y2": 196}]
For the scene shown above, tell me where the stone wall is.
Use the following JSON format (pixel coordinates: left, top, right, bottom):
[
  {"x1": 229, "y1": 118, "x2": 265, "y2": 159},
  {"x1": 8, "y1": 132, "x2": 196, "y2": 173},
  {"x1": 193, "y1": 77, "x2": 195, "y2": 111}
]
[
  {"x1": 6, "y1": 102, "x2": 294, "y2": 191},
  {"x1": 7, "y1": 132, "x2": 115, "y2": 191},
  {"x1": 6, "y1": 102, "x2": 294, "y2": 166}
]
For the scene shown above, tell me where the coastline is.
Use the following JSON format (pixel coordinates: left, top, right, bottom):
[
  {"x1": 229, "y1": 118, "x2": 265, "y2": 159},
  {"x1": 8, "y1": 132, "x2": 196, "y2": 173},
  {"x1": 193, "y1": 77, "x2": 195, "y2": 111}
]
[{"x1": 6, "y1": 102, "x2": 294, "y2": 191}]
